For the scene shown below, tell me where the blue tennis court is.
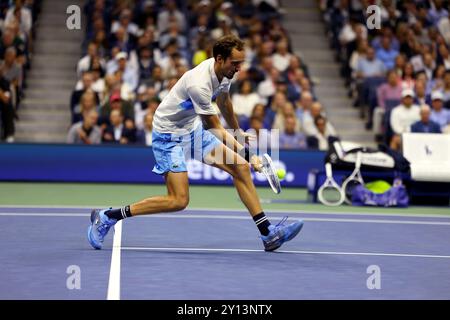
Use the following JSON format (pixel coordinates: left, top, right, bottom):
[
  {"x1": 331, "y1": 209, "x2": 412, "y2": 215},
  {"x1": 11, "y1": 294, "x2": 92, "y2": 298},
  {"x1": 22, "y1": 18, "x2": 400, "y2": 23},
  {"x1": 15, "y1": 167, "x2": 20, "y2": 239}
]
[{"x1": 1, "y1": 206, "x2": 449, "y2": 300}]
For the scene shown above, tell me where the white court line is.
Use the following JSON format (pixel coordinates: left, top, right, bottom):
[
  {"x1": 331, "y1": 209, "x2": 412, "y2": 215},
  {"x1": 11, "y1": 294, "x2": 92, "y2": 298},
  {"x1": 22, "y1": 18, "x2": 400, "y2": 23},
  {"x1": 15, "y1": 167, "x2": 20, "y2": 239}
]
[
  {"x1": 1, "y1": 212, "x2": 450, "y2": 226},
  {"x1": 107, "y1": 221, "x2": 122, "y2": 300},
  {"x1": 121, "y1": 246, "x2": 450, "y2": 259},
  {"x1": 0, "y1": 204, "x2": 449, "y2": 218}
]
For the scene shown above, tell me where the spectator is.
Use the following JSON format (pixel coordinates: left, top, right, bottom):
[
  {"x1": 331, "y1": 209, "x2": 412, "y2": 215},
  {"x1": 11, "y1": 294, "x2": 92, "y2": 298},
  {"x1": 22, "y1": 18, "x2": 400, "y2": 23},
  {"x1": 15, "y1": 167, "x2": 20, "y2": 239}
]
[
  {"x1": 279, "y1": 115, "x2": 307, "y2": 149},
  {"x1": 376, "y1": 69, "x2": 402, "y2": 110},
  {"x1": 77, "y1": 42, "x2": 104, "y2": 78},
  {"x1": 248, "y1": 115, "x2": 277, "y2": 151},
  {"x1": 157, "y1": 0, "x2": 186, "y2": 34},
  {"x1": 272, "y1": 38, "x2": 292, "y2": 73},
  {"x1": 303, "y1": 102, "x2": 336, "y2": 136},
  {"x1": 231, "y1": 79, "x2": 261, "y2": 121},
  {"x1": 375, "y1": 36, "x2": 399, "y2": 70},
  {"x1": 389, "y1": 88, "x2": 420, "y2": 149},
  {"x1": 73, "y1": 90, "x2": 99, "y2": 124},
  {"x1": 0, "y1": 72, "x2": 13, "y2": 142},
  {"x1": 100, "y1": 91, "x2": 134, "y2": 127},
  {"x1": 414, "y1": 80, "x2": 431, "y2": 106},
  {"x1": 430, "y1": 91, "x2": 450, "y2": 131},
  {"x1": 0, "y1": 47, "x2": 22, "y2": 106},
  {"x1": 313, "y1": 115, "x2": 338, "y2": 151},
  {"x1": 67, "y1": 109, "x2": 102, "y2": 144},
  {"x1": 102, "y1": 109, "x2": 136, "y2": 144},
  {"x1": 109, "y1": 52, "x2": 138, "y2": 92},
  {"x1": 411, "y1": 104, "x2": 442, "y2": 133},
  {"x1": 136, "y1": 111, "x2": 154, "y2": 146},
  {"x1": 355, "y1": 47, "x2": 386, "y2": 108}
]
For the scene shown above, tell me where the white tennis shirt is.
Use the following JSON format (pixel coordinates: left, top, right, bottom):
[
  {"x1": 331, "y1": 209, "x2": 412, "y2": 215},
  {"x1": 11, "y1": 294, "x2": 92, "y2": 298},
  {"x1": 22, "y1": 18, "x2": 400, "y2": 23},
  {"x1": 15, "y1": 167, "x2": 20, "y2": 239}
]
[{"x1": 153, "y1": 58, "x2": 232, "y2": 134}]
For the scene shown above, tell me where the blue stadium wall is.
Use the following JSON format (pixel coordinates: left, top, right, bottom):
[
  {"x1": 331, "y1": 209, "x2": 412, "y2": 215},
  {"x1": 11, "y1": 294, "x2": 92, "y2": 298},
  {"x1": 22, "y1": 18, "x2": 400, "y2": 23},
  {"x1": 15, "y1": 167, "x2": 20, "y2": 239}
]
[{"x1": 0, "y1": 144, "x2": 325, "y2": 187}]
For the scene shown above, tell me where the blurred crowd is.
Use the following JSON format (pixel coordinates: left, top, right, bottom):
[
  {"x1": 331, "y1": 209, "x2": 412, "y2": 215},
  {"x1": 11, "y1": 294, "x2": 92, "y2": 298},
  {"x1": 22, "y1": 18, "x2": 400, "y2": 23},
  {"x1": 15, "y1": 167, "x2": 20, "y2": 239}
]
[
  {"x1": 321, "y1": 0, "x2": 450, "y2": 151},
  {"x1": 68, "y1": 0, "x2": 339, "y2": 150},
  {"x1": 0, "y1": 0, "x2": 39, "y2": 142}
]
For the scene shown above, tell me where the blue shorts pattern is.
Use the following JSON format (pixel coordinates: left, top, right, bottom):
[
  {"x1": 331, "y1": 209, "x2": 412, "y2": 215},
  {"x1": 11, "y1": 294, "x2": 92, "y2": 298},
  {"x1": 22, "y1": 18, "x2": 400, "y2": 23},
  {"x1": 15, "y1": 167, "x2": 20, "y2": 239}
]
[{"x1": 152, "y1": 126, "x2": 221, "y2": 175}]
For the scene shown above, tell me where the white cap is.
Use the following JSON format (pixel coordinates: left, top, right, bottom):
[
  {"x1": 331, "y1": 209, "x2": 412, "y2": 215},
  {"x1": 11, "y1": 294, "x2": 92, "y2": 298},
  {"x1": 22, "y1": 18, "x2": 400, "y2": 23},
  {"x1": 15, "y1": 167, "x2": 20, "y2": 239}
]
[
  {"x1": 221, "y1": 2, "x2": 233, "y2": 10},
  {"x1": 199, "y1": 0, "x2": 210, "y2": 6},
  {"x1": 402, "y1": 88, "x2": 415, "y2": 98},
  {"x1": 431, "y1": 90, "x2": 444, "y2": 101},
  {"x1": 115, "y1": 52, "x2": 128, "y2": 61},
  {"x1": 138, "y1": 84, "x2": 147, "y2": 95}
]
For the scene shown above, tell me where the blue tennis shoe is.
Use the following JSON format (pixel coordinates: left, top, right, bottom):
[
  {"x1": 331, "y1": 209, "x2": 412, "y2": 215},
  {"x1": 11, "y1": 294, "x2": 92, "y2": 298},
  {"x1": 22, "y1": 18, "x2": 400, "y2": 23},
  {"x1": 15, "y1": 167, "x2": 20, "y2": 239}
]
[
  {"x1": 261, "y1": 217, "x2": 304, "y2": 251},
  {"x1": 87, "y1": 208, "x2": 117, "y2": 250}
]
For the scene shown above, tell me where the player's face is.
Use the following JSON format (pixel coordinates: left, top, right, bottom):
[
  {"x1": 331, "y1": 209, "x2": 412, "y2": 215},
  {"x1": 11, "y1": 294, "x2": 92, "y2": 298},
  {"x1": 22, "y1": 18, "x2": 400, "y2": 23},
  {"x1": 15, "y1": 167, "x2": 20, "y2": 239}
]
[{"x1": 222, "y1": 48, "x2": 245, "y2": 79}]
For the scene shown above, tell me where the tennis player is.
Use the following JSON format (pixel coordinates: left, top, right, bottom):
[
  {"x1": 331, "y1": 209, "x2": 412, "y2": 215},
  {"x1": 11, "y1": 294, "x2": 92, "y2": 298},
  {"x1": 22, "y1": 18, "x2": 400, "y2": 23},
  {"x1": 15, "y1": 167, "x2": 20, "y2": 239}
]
[{"x1": 88, "y1": 35, "x2": 303, "y2": 252}]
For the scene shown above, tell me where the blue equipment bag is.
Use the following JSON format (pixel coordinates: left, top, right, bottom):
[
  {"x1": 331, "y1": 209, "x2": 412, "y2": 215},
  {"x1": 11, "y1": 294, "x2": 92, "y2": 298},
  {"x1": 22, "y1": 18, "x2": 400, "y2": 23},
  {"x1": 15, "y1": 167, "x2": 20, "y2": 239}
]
[{"x1": 352, "y1": 182, "x2": 409, "y2": 208}]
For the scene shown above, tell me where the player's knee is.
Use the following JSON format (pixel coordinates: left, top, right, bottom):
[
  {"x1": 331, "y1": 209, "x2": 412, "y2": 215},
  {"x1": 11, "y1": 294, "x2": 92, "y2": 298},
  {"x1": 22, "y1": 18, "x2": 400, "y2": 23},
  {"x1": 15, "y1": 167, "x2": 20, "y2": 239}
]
[{"x1": 170, "y1": 195, "x2": 189, "y2": 211}]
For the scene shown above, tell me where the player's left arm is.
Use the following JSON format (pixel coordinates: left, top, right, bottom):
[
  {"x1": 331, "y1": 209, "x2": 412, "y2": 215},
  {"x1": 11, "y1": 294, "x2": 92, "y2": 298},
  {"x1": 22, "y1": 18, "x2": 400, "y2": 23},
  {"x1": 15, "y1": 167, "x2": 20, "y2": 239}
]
[
  {"x1": 216, "y1": 92, "x2": 240, "y2": 130},
  {"x1": 216, "y1": 92, "x2": 261, "y2": 171},
  {"x1": 216, "y1": 91, "x2": 255, "y2": 144}
]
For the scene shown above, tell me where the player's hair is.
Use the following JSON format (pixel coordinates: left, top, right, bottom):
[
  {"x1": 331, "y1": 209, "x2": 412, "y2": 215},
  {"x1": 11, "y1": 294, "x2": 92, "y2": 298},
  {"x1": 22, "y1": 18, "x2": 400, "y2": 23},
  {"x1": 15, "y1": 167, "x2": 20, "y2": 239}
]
[{"x1": 213, "y1": 35, "x2": 244, "y2": 61}]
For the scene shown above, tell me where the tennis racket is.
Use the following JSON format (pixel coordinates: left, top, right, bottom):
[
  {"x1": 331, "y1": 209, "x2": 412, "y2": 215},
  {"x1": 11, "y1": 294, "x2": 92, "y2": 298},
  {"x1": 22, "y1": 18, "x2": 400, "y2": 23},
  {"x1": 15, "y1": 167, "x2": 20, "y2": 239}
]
[
  {"x1": 317, "y1": 163, "x2": 345, "y2": 206},
  {"x1": 342, "y1": 151, "x2": 364, "y2": 205},
  {"x1": 261, "y1": 153, "x2": 281, "y2": 194}
]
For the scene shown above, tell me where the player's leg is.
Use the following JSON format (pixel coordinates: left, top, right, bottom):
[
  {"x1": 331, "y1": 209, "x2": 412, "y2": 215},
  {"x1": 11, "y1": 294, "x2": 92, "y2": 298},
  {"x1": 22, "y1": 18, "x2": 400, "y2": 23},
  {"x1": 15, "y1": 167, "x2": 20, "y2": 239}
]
[
  {"x1": 204, "y1": 142, "x2": 262, "y2": 216},
  {"x1": 87, "y1": 130, "x2": 190, "y2": 249},
  {"x1": 130, "y1": 171, "x2": 189, "y2": 215},
  {"x1": 201, "y1": 131, "x2": 303, "y2": 251}
]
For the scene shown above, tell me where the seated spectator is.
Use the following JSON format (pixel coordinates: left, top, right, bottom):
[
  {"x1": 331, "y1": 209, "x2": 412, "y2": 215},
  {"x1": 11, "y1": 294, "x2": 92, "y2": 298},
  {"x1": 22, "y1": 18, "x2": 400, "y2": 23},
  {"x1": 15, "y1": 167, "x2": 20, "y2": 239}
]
[
  {"x1": 137, "y1": 47, "x2": 155, "y2": 85},
  {"x1": 401, "y1": 62, "x2": 415, "y2": 90},
  {"x1": 109, "y1": 52, "x2": 139, "y2": 92},
  {"x1": 0, "y1": 72, "x2": 13, "y2": 142},
  {"x1": 231, "y1": 79, "x2": 261, "y2": 125},
  {"x1": 414, "y1": 80, "x2": 431, "y2": 106},
  {"x1": 279, "y1": 115, "x2": 307, "y2": 149},
  {"x1": 411, "y1": 104, "x2": 441, "y2": 133},
  {"x1": 72, "y1": 90, "x2": 99, "y2": 124},
  {"x1": 77, "y1": 42, "x2": 105, "y2": 78},
  {"x1": 303, "y1": 102, "x2": 337, "y2": 136},
  {"x1": 71, "y1": 71, "x2": 100, "y2": 122},
  {"x1": 355, "y1": 47, "x2": 386, "y2": 108},
  {"x1": 430, "y1": 91, "x2": 450, "y2": 131},
  {"x1": 372, "y1": 69, "x2": 402, "y2": 127},
  {"x1": 134, "y1": 86, "x2": 159, "y2": 130},
  {"x1": 0, "y1": 47, "x2": 22, "y2": 107},
  {"x1": 102, "y1": 109, "x2": 136, "y2": 144},
  {"x1": 377, "y1": 69, "x2": 402, "y2": 110},
  {"x1": 272, "y1": 38, "x2": 292, "y2": 73},
  {"x1": 67, "y1": 109, "x2": 102, "y2": 144},
  {"x1": 136, "y1": 111, "x2": 154, "y2": 146},
  {"x1": 248, "y1": 115, "x2": 277, "y2": 152},
  {"x1": 389, "y1": 88, "x2": 420, "y2": 150},
  {"x1": 375, "y1": 35, "x2": 399, "y2": 70},
  {"x1": 313, "y1": 115, "x2": 338, "y2": 151},
  {"x1": 257, "y1": 67, "x2": 280, "y2": 104},
  {"x1": 294, "y1": 90, "x2": 314, "y2": 121},
  {"x1": 100, "y1": 91, "x2": 135, "y2": 127}
]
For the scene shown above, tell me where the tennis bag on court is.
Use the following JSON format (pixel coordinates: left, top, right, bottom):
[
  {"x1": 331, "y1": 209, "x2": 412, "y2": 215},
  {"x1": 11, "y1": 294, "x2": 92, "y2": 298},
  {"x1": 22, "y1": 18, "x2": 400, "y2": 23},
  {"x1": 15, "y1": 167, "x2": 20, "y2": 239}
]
[
  {"x1": 351, "y1": 180, "x2": 409, "y2": 208},
  {"x1": 325, "y1": 141, "x2": 410, "y2": 173}
]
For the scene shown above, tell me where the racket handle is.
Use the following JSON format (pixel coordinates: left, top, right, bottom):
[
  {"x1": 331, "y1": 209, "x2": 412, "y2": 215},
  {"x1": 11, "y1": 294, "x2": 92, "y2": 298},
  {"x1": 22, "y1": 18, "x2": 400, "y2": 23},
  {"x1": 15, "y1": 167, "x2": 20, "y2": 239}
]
[{"x1": 325, "y1": 163, "x2": 333, "y2": 178}]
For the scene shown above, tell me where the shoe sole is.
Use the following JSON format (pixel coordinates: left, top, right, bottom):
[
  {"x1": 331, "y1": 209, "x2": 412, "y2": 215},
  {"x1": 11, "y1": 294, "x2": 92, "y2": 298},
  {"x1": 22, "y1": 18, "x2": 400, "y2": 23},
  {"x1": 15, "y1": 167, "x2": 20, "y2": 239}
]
[
  {"x1": 265, "y1": 221, "x2": 304, "y2": 252},
  {"x1": 87, "y1": 225, "x2": 102, "y2": 250}
]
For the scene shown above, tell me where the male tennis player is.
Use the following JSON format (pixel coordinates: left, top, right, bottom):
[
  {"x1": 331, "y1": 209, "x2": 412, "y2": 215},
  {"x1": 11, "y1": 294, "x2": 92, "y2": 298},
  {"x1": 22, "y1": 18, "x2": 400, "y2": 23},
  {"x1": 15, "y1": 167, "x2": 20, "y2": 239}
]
[{"x1": 88, "y1": 35, "x2": 303, "y2": 251}]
